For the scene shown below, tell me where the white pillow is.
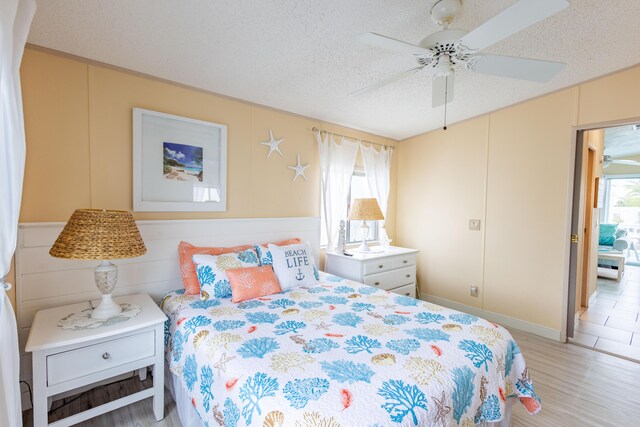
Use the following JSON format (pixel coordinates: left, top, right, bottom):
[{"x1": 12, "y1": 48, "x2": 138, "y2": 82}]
[{"x1": 268, "y1": 242, "x2": 318, "y2": 290}]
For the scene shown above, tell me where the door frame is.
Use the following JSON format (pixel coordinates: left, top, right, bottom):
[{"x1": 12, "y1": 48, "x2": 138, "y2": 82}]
[{"x1": 563, "y1": 117, "x2": 640, "y2": 342}]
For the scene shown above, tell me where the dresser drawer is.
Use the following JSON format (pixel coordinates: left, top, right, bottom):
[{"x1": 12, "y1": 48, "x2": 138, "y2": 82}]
[
  {"x1": 390, "y1": 283, "x2": 416, "y2": 298},
  {"x1": 47, "y1": 330, "x2": 155, "y2": 386},
  {"x1": 362, "y1": 258, "x2": 395, "y2": 275},
  {"x1": 363, "y1": 266, "x2": 415, "y2": 291},
  {"x1": 392, "y1": 253, "x2": 416, "y2": 269}
]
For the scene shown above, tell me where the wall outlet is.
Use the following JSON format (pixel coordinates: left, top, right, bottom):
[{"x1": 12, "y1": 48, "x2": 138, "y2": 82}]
[
  {"x1": 469, "y1": 219, "x2": 481, "y2": 231},
  {"x1": 470, "y1": 285, "x2": 479, "y2": 297}
]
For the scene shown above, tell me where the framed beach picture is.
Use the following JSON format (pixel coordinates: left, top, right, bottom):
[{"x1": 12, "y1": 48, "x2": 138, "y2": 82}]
[{"x1": 133, "y1": 108, "x2": 227, "y2": 211}]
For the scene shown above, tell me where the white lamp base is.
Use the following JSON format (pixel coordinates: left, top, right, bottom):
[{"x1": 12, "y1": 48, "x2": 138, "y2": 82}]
[
  {"x1": 91, "y1": 261, "x2": 122, "y2": 320},
  {"x1": 91, "y1": 294, "x2": 122, "y2": 320},
  {"x1": 355, "y1": 240, "x2": 372, "y2": 253}
]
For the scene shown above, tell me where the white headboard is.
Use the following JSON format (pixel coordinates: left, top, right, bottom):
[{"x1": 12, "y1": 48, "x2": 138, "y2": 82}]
[{"x1": 15, "y1": 216, "x2": 320, "y2": 388}]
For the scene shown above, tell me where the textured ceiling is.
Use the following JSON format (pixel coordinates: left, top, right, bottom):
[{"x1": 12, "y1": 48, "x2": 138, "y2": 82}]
[{"x1": 27, "y1": 0, "x2": 640, "y2": 140}]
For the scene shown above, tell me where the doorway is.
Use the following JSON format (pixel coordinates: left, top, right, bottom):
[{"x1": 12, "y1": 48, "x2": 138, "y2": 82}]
[{"x1": 567, "y1": 123, "x2": 640, "y2": 362}]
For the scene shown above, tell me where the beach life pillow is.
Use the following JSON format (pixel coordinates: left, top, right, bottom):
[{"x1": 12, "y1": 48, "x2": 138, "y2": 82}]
[
  {"x1": 268, "y1": 242, "x2": 318, "y2": 291},
  {"x1": 254, "y1": 238, "x2": 301, "y2": 266},
  {"x1": 193, "y1": 249, "x2": 260, "y2": 300},
  {"x1": 178, "y1": 241, "x2": 254, "y2": 295},
  {"x1": 227, "y1": 266, "x2": 282, "y2": 303}
]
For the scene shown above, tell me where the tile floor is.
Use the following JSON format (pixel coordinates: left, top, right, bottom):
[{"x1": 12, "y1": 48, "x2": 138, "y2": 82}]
[{"x1": 571, "y1": 264, "x2": 640, "y2": 361}]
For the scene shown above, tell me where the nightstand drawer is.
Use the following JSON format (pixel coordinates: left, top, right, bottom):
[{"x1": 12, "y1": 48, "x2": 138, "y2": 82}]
[
  {"x1": 391, "y1": 283, "x2": 416, "y2": 298},
  {"x1": 363, "y1": 266, "x2": 415, "y2": 290},
  {"x1": 47, "y1": 330, "x2": 155, "y2": 386},
  {"x1": 393, "y1": 254, "x2": 416, "y2": 269}
]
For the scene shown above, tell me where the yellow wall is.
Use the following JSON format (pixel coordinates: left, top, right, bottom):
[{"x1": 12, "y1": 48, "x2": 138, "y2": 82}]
[
  {"x1": 397, "y1": 64, "x2": 640, "y2": 335},
  {"x1": 9, "y1": 47, "x2": 398, "y2": 307}
]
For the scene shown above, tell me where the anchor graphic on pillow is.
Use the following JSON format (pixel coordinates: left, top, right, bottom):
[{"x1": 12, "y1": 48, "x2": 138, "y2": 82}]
[{"x1": 295, "y1": 268, "x2": 305, "y2": 281}]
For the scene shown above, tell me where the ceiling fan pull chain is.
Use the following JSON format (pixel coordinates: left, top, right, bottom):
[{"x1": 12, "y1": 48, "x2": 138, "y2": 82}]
[{"x1": 443, "y1": 76, "x2": 448, "y2": 131}]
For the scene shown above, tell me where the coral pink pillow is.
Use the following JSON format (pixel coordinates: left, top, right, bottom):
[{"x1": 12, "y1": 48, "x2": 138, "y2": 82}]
[
  {"x1": 227, "y1": 266, "x2": 282, "y2": 303},
  {"x1": 178, "y1": 241, "x2": 253, "y2": 295}
]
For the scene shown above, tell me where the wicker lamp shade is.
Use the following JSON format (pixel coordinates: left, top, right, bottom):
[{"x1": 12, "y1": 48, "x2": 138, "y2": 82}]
[
  {"x1": 348, "y1": 198, "x2": 384, "y2": 221},
  {"x1": 50, "y1": 209, "x2": 146, "y2": 260}
]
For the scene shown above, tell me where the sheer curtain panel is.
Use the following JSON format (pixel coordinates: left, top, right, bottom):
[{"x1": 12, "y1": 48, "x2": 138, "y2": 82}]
[
  {"x1": 361, "y1": 144, "x2": 393, "y2": 247},
  {"x1": 1, "y1": 0, "x2": 36, "y2": 425},
  {"x1": 317, "y1": 133, "x2": 359, "y2": 251}
]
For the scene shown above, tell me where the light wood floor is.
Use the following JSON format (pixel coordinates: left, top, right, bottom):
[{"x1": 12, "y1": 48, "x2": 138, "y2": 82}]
[{"x1": 23, "y1": 329, "x2": 640, "y2": 427}]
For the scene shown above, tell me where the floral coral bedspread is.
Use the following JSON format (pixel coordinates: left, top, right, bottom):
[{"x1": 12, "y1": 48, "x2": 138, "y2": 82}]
[{"x1": 161, "y1": 272, "x2": 540, "y2": 426}]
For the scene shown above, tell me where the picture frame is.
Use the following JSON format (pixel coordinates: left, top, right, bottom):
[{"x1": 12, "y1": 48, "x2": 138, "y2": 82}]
[{"x1": 132, "y1": 108, "x2": 227, "y2": 212}]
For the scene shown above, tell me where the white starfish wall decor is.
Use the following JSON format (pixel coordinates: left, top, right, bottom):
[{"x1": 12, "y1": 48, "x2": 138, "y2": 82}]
[
  {"x1": 260, "y1": 129, "x2": 284, "y2": 158},
  {"x1": 288, "y1": 154, "x2": 309, "y2": 182}
]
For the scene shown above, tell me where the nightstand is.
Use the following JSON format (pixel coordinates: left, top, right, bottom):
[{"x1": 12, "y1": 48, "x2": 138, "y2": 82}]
[
  {"x1": 325, "y1": 246, "x2": 419, "y2": 297},
  {"x1": 25, "y1": 294, "x2": 166, "y2": 427}
]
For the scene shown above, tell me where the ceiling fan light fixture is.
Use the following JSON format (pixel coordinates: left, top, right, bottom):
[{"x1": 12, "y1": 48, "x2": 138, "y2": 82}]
[{"x1": 434, "y1": 56, "x2": 453, "y2": 77}]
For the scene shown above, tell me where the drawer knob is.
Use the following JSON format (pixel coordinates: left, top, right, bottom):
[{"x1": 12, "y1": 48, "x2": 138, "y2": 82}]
[
  {"x1": 378, "y1": 265, "x2": 383, "y2": 269},
  {"x1": 405, "y1": 292, "x2": 410, "y2": 296},
  {"x1": 102, "y1": 352, "x2": 110, "y2": 360},
  {"x1": 403, "y1": 260, "x2": 408, "y2": 264},
  {"x1": 374, "y1": 282, "x2": 380, "y2": 286},
  {"x1": 406, "y1": 274, "x2": 411, "y2": 278}
]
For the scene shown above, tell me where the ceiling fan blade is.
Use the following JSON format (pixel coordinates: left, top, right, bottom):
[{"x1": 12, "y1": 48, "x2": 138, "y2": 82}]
[
  {"x1": 432, "y1": 73, "x2": 454, "y2": 108},
  {"x1": 612, "y1": 160, "x2": 640, "y2": 166},
  {"x1": 468, "y1": 54, "x2": 565, "y2": 82},
  {"x1": 457, "y1": 0, "x2": 569, "y2": 52},
  {"x1": 349, "y1": 67, "x2": 424, "y2": 97},
  {"x1": 357, "y1": 32, "x2": 434, "y2": 56}
]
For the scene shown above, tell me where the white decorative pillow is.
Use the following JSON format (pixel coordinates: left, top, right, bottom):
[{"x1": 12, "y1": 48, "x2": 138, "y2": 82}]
[
  {"x1": 193, "y1": 249, "x2": 260, "y2": 300},
  {"x1": 268, "y1": 242, "x2": 318, "y2": 290}
]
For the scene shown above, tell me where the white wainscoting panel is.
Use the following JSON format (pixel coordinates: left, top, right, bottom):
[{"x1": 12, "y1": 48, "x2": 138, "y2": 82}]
[{"x1": 16, "y1": 217, "x2": 320, "y2": 394}]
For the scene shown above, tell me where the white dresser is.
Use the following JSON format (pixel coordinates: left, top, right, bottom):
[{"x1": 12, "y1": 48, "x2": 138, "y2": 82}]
[{"x1": 325, "y1": 246, "x2": 418, "y2": 297}]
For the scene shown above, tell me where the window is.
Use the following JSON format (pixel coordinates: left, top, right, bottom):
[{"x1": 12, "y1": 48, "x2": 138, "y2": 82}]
[
  {"x1": 320, "y1": 169, "x2": 378, "y2": 246},
  {"x1": 601, "y1": 175, "x2": 640, "y2": 248}
]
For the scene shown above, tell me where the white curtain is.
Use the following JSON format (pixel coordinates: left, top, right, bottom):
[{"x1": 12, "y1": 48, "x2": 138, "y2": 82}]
[
  {"x1": 317, "y1": 133, "x2": 359, "y2": 251},
  {"x1": 1, "y1": 1, "x2": 36, "y2": 426},
  {"x1": 361, "y1": 144, "x2": 393, "y2": 247}
]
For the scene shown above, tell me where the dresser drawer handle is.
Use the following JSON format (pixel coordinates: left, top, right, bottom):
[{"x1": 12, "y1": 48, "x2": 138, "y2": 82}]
[
  {"x1": 403, "y1": 260, "x2": 408, "y2": 264},
  {"x1": 405, "y1": 292, "x2": 410, "y2": 296},
  {"x1": 102, "y1": 352, "x2": 110, "y2": 360},
  {"x1": 406, "y1": 274, "x2": 411, "y2": 278},
  {"x1": 374, "y1": 282, "x2": 380, "y2": 286},
  {"x1": 378, "y1": 265, "x2": 384, "y2": 269}
]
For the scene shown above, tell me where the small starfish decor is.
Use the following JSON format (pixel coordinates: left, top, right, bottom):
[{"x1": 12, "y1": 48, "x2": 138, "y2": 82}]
[
  {"x1": 433, "y1": 391, "x2": 452, "y2": 426},
  {"x1": 213, "y1": 352, "x2": 235, "y2": 378},
  {"x1": 260, "y1": 129, "x2": 284, "y2": 158},
  {"x1": 288, "y1": 154, "x2": 310, "y2": 182},
  {"x1": 313, "y1": 321, "x2": 332, "y2": 330}
]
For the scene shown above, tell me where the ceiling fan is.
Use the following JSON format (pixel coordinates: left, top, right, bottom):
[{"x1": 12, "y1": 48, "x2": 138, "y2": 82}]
[
  {"x1": 603, "y1": 155, "x2": 640, "y2": 168},
  {"x1": 351, "y1": 0, "x2": 569, "y2": 114}
]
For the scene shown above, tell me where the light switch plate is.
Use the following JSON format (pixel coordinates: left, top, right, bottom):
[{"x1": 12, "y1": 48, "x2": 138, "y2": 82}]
[{"x1": 469, "y1": 219, "x2": 481, "y2": 231}]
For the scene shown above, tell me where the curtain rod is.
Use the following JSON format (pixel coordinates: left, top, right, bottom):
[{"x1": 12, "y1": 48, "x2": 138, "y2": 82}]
[{"x1": 312, "y1": 127, "x2": 395, "y2": 150}]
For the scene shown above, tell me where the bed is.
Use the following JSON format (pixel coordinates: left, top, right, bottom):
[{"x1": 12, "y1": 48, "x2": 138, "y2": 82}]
[{"x1": 161, "y1": 271, "x2": 540, "y2": 427}]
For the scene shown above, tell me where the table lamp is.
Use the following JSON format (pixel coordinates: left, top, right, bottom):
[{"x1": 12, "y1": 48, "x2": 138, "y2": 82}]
[
  {"x1": 49, "y1": 209, "x2": 147, "y2": 319},
  {"x1": 348, "y1": 198, "x2": 384, "y2": 252}
]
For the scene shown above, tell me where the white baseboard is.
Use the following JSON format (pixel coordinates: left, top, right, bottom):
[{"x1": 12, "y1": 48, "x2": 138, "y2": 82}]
[{"x1": 421, "y1": 294, "x2": 562, "y2": 342}]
